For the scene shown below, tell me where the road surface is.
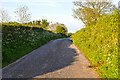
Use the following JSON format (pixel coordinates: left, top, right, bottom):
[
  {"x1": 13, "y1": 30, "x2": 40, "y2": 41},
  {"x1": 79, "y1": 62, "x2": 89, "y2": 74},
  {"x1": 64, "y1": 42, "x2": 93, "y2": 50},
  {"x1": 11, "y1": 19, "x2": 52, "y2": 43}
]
[{"x1": 2, "y1": 38, "x2": 101, "y2": 79}]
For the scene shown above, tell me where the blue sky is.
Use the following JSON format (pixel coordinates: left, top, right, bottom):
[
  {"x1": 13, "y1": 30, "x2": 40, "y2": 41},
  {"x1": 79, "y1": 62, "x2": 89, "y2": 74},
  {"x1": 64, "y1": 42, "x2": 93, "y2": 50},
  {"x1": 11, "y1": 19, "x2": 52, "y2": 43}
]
[{"x1": 0, "y1": 0, "x2": 119, "y2": 33}]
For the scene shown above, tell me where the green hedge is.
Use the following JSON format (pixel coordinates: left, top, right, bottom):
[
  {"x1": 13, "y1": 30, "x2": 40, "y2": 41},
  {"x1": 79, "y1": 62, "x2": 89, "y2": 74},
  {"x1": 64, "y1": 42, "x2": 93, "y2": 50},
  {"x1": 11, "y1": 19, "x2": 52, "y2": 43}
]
[
  {"x1": 72, "y1": 10, "x2": 119, "y2": 79},
  {"x1": 2, "y1": 24, "x2": 67, "y2": 67}
]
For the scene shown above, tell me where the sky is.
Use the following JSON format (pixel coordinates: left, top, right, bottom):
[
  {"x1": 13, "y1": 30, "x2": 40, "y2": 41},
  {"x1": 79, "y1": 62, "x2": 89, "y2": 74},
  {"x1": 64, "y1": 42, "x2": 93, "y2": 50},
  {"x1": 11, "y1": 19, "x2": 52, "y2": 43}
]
[{"x1": 0, "y1": 0, "x2": 119, "y2": 33}]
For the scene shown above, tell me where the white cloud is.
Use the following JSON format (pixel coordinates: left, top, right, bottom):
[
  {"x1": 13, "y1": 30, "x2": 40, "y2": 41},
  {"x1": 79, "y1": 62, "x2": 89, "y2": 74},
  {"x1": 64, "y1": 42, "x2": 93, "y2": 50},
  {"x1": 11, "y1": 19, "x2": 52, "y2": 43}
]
[
  {"x1": 0, "y1": 5, "x2": 13, "y2": 12},
  {"x1": 0, "y1": 0, "x2": 73, "y2": 7},
  {"x1": 0, "y1": 0, "x2": 73, "y2": 3},
  {"x1": 31, "y1": 2, "x2": 62, "y2": 7},
  {"x1": 30, "y1": 0, "x2": 72, "y2": 3}
]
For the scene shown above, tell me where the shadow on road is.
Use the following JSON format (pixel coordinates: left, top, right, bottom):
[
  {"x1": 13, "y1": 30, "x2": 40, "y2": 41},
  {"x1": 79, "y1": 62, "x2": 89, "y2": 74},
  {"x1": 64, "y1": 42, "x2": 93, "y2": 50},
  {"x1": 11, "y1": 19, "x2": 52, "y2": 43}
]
[{"x1": 31, "y1": 39, "x2": 79, "y2": 78}]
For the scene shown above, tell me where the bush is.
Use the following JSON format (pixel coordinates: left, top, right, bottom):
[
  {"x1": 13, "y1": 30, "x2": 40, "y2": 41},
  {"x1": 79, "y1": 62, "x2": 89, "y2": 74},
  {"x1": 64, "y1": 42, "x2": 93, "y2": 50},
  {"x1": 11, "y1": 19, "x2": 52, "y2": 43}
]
[
  {"x1": 66, "y1": 33, "x2": 74, "y2": 37},
  {"x1": 2, "y1": 23, "x2": 67, "y2": 67},
  {"x1": 72, "y1": 9, "x2": 119, "y2": 79},
  {"x1": 55, "y1": 26, "x2": 67, "y2": 34}
]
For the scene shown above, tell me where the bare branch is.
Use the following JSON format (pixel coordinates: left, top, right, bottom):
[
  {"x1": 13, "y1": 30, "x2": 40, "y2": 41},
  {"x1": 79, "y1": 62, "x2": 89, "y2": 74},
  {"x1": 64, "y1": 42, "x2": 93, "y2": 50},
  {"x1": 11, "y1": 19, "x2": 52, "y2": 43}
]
[
  {"x1": 15, "y1": 5, "x2": 31, "y2": 24},
  {"x1": 0, "y1": 8, "x2": 11, "y2": 23}
]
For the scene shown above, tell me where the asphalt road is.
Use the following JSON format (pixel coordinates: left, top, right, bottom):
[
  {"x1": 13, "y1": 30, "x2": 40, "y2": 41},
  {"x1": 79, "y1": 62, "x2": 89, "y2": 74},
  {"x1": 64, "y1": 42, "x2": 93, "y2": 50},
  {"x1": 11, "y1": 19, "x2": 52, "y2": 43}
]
[{"x1": 2, "y1": 38, "x2": 101, "y2": 79}]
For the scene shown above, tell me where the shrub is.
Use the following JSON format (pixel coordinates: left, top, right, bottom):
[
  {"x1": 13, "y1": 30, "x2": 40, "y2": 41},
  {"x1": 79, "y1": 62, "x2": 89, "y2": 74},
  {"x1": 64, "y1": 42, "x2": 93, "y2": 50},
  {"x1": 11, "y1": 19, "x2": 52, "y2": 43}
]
[
  {"x1": 66, "y1": 33, "x2": 74, "y2": 37},
  {"x1": 55, "y1": 26, "x2": 67, "y2": 34}
]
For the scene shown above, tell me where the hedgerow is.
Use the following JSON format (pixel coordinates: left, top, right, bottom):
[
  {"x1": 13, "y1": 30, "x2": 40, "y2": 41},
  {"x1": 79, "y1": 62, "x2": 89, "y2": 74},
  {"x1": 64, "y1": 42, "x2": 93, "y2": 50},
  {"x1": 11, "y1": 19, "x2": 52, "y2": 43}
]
[
  {"x1": 72, "y1": 9, "x2": 119, "y2": 79},
  {"x1": 2, "y1": 23, "x2": 67, "y2": 67}
]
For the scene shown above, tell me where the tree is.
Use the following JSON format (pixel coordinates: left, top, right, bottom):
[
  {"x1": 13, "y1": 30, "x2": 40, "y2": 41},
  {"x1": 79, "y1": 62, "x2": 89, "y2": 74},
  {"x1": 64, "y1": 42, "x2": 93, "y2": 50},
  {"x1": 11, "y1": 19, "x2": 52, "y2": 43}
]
[
  {"x1": 55, "y1": 26, "x2": 67, "y2": 34},
  {"x1": 35, "y1": 20, "x2": 41, "y2": 25},
  {"x1": 33, "y1": 20, "x2": 35, "y2": 25},
  {"x1": 73, "y1": 0, "x2": 116, "y2": 26},
  {"x1": 15, "y1": 5, "x2": 31, "y2": 24},
  {"x1": 28, "y1": 21, "x2": 32, "y2": 25},
  {"x1": 48, "y1": 22, "x2": 67, "y2": 32},
  {"x1": 41, "y1": 19, "x2": 49, "y2": 29},
  {"x1": 0, "y1": 8, "x2": 11, "y2": 23},
  {"x1": 48, "y1": 22, "x2": 58, "y2": 31}
]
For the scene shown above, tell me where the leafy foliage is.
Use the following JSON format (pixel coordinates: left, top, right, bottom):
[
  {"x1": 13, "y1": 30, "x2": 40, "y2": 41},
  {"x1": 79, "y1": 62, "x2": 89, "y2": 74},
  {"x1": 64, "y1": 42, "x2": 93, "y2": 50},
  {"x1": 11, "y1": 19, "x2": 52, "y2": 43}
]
[
  {"x1": 55, "y1": 26, "x2": 67, "y2": 34},
  {"x1": 72, "y1": 9, "x2": 118, "y2": 79},
  {"x1": 2, "y1": 23, "x2": 67, "y2": 67},
  {"x1": 41, "y1": 19, "x2": 49, "y2": 29},
  {"x1": 27, "y1": 19, "x2": 49, "y2": 29},
  {"x1": 73, "y1": 0, "x2": 116, "y2": 26},
  {"x1": 48, "y1": 22, "x2": 67, "y2": 33},
  {"x1": 66, "y1": 33, "x2": 74, "y2": 37}
]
